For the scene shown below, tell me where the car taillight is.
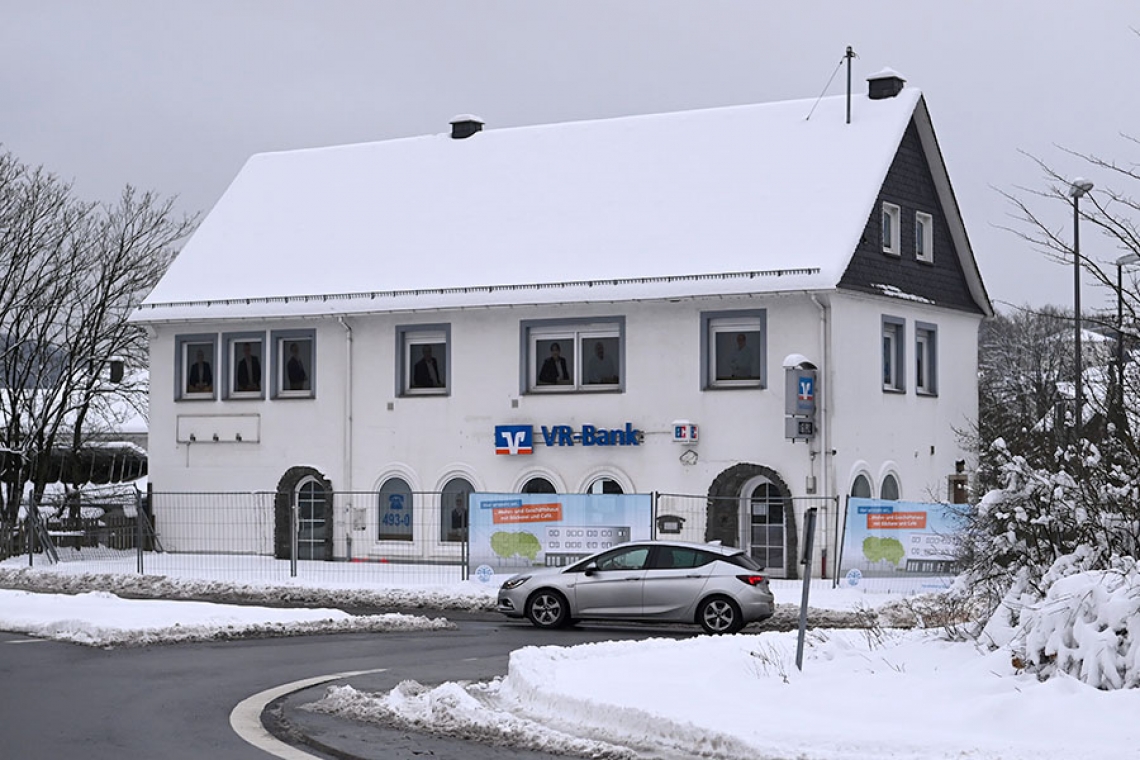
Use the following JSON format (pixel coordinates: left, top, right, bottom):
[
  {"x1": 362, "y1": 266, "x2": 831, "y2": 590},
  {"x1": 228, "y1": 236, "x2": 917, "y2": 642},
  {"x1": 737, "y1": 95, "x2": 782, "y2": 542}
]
[{"x1": 736, "y1": 574, "x2": 766, "y2": 586}]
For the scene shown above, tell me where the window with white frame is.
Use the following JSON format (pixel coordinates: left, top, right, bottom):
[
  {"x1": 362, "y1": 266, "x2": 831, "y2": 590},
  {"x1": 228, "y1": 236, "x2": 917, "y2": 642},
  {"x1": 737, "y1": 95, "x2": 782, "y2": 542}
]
[
  {"x1": 881, "y1": 473, "x2": 901, "y2": 501},
  {"x1": 439, "y1": 476, "x2": 472, "y2": 543},
  {"x1": 882, "y1": 316, "x2": 905, "y2": 392},
  {"x1": 915, "y1": 322, "x2": 938, "y2": 395},
  {"x1": 176, "y1": 334, "x2": 217, "y2": 400},
  {"x1": 272, "y1": 330, "x2": 315, "y2": 398},
  {"x1": 524, "y1": 319, "x2": 622, "y2": 392},
  {"x1": 399, "y1": 325, "x2": 449, "y2": 396},
  {"x1": 882, "y1": 202, "x2": 901, "y2": 256},
  {"x1": 702, "y1": 310, "x2": 766, "y2": 389},
  {"x1": 915, "y1": 211, "x2": 934, "y2": 263},
  {"x1": 225, "y1": 332, "x2": 265, "y2": 400},
  {"x1": 378, "y1": 477, "x2": 413, "y2": 541},
  {"x1": 850, "y1": 474, "x2": 872, "y2": 498}
]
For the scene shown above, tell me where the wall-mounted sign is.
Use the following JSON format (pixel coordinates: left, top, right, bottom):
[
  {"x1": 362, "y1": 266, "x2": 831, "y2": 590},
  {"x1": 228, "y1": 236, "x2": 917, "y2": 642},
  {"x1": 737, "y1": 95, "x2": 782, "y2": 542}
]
[
  {"x1": 494, "y1": 423, "x2": 642, "y2": 454},
  {"x1": 495, "y1": 425, "x2": 534, "y2": 455},
  {"x1": 672, "y1": 421, "x2": 698, "y2": 443},
  {"x1": 784, "y1": 368, "x2": 817, "y2": 417}
]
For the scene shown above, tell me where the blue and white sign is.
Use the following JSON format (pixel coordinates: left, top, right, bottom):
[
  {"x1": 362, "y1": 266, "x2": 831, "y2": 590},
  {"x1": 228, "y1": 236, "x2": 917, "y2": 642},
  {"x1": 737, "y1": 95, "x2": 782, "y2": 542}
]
[{"x1": 495, "y1": 425, "x2": 533, "y2": 455}]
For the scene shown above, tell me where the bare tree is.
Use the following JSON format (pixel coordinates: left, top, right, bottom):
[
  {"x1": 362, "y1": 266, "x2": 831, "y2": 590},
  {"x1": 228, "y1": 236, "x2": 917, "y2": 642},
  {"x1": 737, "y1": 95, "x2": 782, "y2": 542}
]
[{"x1": 0, "y1": 150, "x2": 196, "y2": 521}]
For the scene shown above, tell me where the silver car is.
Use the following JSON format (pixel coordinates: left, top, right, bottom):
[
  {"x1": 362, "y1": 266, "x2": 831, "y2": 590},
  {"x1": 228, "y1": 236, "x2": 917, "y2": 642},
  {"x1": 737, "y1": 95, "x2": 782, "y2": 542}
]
[{"x1": 496, "y1": 540, "x2": 775, "y2": 634}]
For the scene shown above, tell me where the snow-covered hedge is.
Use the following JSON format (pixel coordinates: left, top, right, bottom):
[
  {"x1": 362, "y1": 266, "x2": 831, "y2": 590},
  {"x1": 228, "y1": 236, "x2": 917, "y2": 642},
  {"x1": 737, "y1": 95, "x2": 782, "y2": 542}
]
[{"x1": 983, "y1": 550, "x2": 1140, "y2": 689}]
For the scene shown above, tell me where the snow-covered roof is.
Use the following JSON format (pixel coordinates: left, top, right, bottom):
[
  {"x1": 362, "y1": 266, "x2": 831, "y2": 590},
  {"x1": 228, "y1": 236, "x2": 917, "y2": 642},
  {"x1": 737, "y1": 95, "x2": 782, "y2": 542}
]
[{"x1": 136, "y1": 87, "x2": 932, "y2": 322}]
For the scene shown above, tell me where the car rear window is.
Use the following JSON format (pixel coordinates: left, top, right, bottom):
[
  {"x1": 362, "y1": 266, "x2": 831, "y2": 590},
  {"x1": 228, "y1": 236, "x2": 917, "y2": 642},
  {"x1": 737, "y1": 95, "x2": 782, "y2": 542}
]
[{"x1": 724, "y1": 552, "x2": 764, "y2": 571}]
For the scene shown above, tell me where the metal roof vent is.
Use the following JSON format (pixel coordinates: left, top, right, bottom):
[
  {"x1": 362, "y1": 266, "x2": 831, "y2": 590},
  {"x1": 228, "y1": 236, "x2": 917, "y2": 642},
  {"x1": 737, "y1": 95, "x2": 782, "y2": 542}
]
[
  {"x1": 449, "y1": 115, "x2": 484, "y2": 139},
  {"x1": 867, "y1": 69, "x2": 906, "y2": 100}
]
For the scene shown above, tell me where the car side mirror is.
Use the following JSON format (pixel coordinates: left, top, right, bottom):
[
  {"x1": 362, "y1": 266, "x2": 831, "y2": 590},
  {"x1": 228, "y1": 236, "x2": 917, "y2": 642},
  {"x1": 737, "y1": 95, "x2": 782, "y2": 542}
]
[{"x1": 583, "y1": 561, "x2": 599, "y2": 576}]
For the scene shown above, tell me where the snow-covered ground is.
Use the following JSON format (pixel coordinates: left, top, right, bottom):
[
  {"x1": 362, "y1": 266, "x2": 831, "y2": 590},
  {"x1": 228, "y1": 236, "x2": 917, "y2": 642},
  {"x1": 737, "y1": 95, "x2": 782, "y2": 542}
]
[{"x1": 1, "y1": 554, "x2": 1137, "y2": 760}]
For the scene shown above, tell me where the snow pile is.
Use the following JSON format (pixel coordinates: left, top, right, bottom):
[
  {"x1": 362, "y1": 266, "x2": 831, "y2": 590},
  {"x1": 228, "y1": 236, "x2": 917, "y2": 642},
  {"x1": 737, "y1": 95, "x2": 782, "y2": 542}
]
[
  {"x1": 307, "y1": 628, "x2": 1140, "y2": 760},
  {"x1": 984, "y1": 551, "x2": 1140, "y2": 689},
  {"x1": 0, "y1": 588, "x2": 452, "y2": 647},
  {"x1": 0, "y1": 565, "x2": 498, "y2": 612}
]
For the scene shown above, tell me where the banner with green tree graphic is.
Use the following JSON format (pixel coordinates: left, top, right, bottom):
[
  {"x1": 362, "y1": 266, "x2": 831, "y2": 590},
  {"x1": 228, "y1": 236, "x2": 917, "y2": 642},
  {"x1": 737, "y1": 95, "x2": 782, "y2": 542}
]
[
  {"x1": 468, "y1": 493, "x2": 652, "y2": 582},
  {"x1": 837, "y1": 498, "x2": 962, "y2": 592}
]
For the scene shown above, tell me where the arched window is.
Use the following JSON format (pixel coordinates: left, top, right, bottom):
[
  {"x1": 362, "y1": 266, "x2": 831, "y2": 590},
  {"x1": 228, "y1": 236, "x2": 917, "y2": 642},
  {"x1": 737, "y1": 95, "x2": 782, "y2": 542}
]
[
  {"x1": 522, "y1": 477, "x2": 556, "y2": 494},
  {"x1": 850, "y1": 474, "x2": 872, "y2": 499},
  {"x1": 587, "y1": 477, "x2": 624, "y2": 495},
  {"x1": 378, "y1": 477, "x2": 413, "y2": 541},
  {"x1": 296, "y1": 477, "x2": 328, "y2": 560},
  {"x1": 440, "y1": 477, "x2": 473, "y2": 543},
  {"x1": 881, "y1": 473, "x2": 900, "y2": 501}
]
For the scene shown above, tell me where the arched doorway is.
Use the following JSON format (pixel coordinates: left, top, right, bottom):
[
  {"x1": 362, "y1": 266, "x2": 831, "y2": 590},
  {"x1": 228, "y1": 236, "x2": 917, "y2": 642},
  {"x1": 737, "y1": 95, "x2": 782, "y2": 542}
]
[
  {"x1": 706, "y1": 463, "x2": 798, "y2": 579},
  {"x1": 274, "y1": 466, "x2": 333, "y2": 560}
]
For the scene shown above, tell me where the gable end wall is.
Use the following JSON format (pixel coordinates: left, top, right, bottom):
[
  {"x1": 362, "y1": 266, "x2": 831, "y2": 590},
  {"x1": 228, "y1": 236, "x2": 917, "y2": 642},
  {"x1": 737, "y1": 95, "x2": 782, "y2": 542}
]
[{"x1": 838, "y1": 120, "x2": 982, "y2": 314}]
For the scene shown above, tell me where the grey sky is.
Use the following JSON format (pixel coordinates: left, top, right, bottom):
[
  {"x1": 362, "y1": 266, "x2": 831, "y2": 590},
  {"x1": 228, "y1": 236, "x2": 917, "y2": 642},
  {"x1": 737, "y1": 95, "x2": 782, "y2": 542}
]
[{"x1": 3, "y1": 1, "x2": 1137, "y2": 310}]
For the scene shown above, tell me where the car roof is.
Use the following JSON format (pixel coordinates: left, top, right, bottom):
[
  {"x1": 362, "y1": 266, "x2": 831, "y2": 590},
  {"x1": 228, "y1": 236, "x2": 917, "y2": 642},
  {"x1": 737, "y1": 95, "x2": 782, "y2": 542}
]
[{"x1": 618, "y1": 540, "x2": 742, "y2": 557}]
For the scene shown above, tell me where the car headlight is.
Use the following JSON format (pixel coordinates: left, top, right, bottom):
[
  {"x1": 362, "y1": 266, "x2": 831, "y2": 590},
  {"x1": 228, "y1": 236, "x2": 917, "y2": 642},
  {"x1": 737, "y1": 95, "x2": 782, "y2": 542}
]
[{"x1": 500, "y1": 575, "x2": 532, "y2": 590}]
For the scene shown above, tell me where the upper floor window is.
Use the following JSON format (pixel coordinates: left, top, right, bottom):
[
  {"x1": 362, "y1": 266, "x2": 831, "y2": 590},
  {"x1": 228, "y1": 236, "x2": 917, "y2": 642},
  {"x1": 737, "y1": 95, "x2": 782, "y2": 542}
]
[
  {"x1": 915, "y1": 211, "x2": 934, "y2": 263},
  {"x1": 882, "y1": 316, "x2": 905, "y2": 392},
  {"x1": 399, "y1": 324, "x2": 449, "y2": 396},
  {"x1": 176, "y1": 334, "x2": 217, "y2": 401},
  {"x1": 272, "y1": 329, "x2": 315, "y2": 399},
  {"x1": 524, "y1": 319, "x2": 623, "y2": 393},
  {"x1": 882, "y1": 202, "x2": 901, "y2": 256},
  {"x1": 915, "y1": 322, "x2": 938, "y2": 396},
  {"x1": 225, "y1": 332, "x2": 265, "y2": 400},
  {"x1": 702, "y1": 310, "x2": 766, "y2": 389}
]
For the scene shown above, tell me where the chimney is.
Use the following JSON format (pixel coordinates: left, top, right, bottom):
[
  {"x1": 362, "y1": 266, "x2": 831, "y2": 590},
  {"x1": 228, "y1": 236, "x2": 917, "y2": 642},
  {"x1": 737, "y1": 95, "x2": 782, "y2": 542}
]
[
  {"x1": 449, "y1": 114, "x2": 484, "y2": 139},
  {"x1": 867, "y1": 69, "x2": 906, "y2": 100}
]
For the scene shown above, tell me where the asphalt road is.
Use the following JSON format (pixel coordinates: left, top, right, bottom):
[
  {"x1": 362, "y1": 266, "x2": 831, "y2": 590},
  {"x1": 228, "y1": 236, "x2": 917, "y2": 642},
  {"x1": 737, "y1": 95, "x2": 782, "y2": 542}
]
[{"x1": 0, "y1": 613, "x2": 694, "y2": 760}]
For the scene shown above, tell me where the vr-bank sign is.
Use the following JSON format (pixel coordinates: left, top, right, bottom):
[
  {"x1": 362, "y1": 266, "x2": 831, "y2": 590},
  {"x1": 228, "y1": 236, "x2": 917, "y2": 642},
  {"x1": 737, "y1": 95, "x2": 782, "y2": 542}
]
[{"x1": 495, "y1": 423, "x2": 642, "y2": 455}]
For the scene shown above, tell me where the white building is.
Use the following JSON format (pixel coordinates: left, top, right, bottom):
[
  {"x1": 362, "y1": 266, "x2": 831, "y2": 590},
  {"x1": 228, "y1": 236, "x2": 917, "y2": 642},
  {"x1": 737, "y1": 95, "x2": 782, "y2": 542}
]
[{"x1": 132, "y1": 72, "x2": 991, "y2": 578}]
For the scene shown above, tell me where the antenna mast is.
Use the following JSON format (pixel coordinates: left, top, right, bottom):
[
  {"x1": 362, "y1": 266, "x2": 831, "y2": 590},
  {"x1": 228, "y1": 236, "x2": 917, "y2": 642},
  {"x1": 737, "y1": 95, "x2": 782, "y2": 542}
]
[{"x1": 845, "y1": 46, "x2": 857, "y2": 124}]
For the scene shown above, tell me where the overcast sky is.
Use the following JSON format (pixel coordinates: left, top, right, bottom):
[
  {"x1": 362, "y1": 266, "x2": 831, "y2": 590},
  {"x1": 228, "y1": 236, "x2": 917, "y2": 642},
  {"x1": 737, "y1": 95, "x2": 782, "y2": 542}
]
[{"x1": 3, "y1": 1, "x2": 1138, "y2": 310}]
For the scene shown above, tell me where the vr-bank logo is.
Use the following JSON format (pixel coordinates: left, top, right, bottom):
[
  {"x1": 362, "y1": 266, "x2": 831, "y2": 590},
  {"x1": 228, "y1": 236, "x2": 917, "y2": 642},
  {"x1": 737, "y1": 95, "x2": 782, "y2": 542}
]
[{"x1": 495, "y1": 425, "x2": 533, "y2": 455}]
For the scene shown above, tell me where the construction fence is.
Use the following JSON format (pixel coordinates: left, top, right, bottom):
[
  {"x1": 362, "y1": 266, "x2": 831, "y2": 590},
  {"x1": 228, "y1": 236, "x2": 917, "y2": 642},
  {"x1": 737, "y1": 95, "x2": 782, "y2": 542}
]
[{"x1": 1, "y1": 489, "x2": 844, "y2": 588}]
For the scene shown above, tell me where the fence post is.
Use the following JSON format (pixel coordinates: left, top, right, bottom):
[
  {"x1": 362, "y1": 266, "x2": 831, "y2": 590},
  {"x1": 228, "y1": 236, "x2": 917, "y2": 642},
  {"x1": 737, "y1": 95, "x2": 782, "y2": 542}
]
[
  {"x1": 290, "y1": 490, "x2": 298, "y2": 578},
  {"x1": 135, "y1": 488, "x2": 144, "y2": 574}
]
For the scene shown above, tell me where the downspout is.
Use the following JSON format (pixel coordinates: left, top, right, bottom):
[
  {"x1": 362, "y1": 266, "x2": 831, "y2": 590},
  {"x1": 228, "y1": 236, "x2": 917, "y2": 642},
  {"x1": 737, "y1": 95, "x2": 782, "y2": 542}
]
[
  {"x1": 810, "y1": 294, "x2": 831, "y2": 578},
  {"x1": 338, "y1": 317, "x2": 354, "y2": 560}
]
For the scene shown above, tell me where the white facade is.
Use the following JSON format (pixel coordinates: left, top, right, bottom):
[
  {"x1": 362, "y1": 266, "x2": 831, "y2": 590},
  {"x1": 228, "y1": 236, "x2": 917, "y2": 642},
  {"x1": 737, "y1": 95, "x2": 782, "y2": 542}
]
[{"x1": 135, "y1": 75, "x2": 991, "y2": 578}]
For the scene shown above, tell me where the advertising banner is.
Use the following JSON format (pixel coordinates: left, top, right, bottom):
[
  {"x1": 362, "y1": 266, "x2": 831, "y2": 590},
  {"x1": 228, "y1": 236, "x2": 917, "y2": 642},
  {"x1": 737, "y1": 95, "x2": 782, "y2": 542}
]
[
  {"x1": 838, "y1": 498, "x2": 962, "y2": 592},
  {"x1": 468, "y1": 493, "x2": 652, "y2": 583}
]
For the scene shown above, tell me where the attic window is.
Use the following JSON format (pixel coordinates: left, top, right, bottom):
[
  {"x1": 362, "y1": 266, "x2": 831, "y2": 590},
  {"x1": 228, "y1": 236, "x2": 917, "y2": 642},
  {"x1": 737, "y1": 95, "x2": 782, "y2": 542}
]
[
  {"x1": 915, "y1": 212, "x2": 933, "y2": 263},
  {"x1": 882, "y1": 203, "x2": 901, "y2": 256}
]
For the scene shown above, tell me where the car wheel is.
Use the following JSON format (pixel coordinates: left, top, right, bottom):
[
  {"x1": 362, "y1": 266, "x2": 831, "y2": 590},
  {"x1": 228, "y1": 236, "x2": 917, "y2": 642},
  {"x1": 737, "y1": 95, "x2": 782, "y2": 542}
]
[
  {"x1": 698, "y1": 596, "x2": 743, "y2": 634},
  {"x1": 526, "y1": 590, "x2": 570, "y2": 629}
]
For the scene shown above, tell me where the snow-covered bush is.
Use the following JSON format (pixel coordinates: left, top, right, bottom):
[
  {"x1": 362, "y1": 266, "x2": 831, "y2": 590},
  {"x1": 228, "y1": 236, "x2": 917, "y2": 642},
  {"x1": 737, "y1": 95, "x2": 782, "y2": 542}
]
[
  {"x1": 957, "y1": 437, "x2": 1140, "y2": 602},
  {"x1": 982, "y1": 550, "x2": 1140, "y2": 689}
]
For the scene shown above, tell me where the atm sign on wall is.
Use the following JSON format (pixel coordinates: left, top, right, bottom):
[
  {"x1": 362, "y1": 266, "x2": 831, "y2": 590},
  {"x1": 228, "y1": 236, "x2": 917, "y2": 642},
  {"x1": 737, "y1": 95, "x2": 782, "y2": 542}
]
[{"x1": 495, "y1": 423, "x2": 643, "y2": 454}]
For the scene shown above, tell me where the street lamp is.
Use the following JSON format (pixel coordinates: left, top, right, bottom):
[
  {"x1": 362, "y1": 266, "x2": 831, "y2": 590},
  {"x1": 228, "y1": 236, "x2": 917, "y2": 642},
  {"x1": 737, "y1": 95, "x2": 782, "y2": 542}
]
[
  {"x1": 1070, "y1": 178, "x2": 1094, "y2": 432},
  {"x1": 1116, "y1": 252, "x2": 1140, "y2": 414}
]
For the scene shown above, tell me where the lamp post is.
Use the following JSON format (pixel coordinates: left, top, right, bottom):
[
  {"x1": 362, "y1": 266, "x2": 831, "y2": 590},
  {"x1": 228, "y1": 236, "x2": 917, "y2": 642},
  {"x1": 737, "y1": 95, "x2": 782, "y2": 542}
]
[
  {"x1": 1070, "y1": 178, "x2": 1094, "y2": 432},
  {"x1": 1117, "y1": 252, "x2": 1140, "y2": 414}
]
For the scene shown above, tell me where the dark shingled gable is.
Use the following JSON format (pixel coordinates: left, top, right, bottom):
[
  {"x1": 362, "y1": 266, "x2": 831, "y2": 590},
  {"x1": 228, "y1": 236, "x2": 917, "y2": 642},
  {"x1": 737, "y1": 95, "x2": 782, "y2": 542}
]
[{"x1": 838, "y1": 119, "x2": 984, "y2": 315}]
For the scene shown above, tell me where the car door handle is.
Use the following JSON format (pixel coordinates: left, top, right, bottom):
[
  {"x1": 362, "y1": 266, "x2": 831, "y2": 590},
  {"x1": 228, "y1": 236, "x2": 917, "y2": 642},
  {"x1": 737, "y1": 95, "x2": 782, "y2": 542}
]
[
  {"x1": 685, "y1": 574, "x2": 703, "y2": 578},
  {"x1": 624, "y1": 576, "x2": 640, "y2": 581}
]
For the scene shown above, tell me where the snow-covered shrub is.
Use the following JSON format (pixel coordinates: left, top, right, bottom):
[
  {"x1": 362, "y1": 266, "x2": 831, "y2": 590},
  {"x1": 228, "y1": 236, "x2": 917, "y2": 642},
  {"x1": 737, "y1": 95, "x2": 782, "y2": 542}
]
[
  {"x1": 956, "y1": 437, "x2": 1140, "y2": 603},
  {"x1": 983, "y1": 551, "x2": 1140, "y2": 689}
]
